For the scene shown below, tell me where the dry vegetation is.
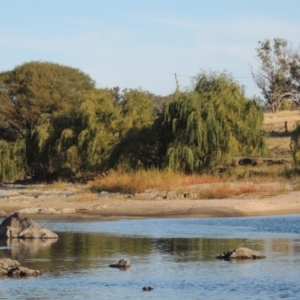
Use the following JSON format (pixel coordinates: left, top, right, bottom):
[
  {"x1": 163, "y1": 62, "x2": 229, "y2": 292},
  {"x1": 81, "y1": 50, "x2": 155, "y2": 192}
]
[
  {"x1": 89, "y1": 169, "x2": 223, "y2": 194},
  {"x1": 196, "y1": 182, "x2": 288, "y2": 199},
  {"x1": 20, "y1": 112, "x2": 299, "y2": 200},
  {"x1": 263, "y1": 110, "x2": 300, "y2": 132},
  {"x1": 264, "y1": 110, "x2": 300, "y2": 158},
  {"x1": 88, "y1": 111, "x2": 300, "y2": 199}
]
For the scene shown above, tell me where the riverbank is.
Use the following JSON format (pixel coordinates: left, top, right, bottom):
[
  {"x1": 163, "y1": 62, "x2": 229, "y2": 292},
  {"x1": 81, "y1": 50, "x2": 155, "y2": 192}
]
[{"x1": 1, "y1": 182, "x2": 300, "y2": 220}]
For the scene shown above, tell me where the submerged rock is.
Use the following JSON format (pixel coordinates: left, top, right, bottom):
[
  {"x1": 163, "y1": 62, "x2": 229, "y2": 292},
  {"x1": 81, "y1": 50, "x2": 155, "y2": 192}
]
[
  {"x1": 0, "y1": 258, "x2": 41, "y2": 277},
  {"x1": 216, "y1": 247, "x2": 266, "y2": 260},
  {"x1": 0, "y1": 212, "x2": 58, "y2": 239},
  {"x1": 142, "y1": 286, "x2": 153, "y2": 291},
  {"x1": 109, "y1": 258, "x2": 131, "y2": 269}
]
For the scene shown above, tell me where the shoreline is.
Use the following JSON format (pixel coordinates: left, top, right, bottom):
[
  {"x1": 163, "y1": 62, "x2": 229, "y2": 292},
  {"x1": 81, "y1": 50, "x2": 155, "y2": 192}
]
[{"x1": 1, "y1": 185, "x2": 300, "y2": 221}]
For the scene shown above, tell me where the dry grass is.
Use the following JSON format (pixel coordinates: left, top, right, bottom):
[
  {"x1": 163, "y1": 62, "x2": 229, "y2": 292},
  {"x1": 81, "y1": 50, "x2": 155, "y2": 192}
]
[
  {"x1": 263, "y1": 111, "x2": 296, "y2": 157},
  {"x1": 89, "y1": 168, "x2": 299, "y2": 198},
  {"x1": 90, "y1": 169, "x2": 226, "y2": 194},
  {"x1": 197, "y1": 183, "x2": 286, "y2": 199},
  {"x1": 266, "y1": 136, "x2": 291, "y2": 157},
  {"x1": 67, "y1": 192, "x2": 100, "y2": 202},
  {"x1": 264, "y1": 110, "x2": 300, "y2": 132},
  {"x1": 229, "y1": 164, "x2": 294, "y2": 181}
]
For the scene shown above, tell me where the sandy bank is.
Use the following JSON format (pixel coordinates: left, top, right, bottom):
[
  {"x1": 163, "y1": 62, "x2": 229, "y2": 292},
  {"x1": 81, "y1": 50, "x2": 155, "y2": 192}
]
[{"x1": 0, "y1": 183, "x2": 300, "y2": 220}]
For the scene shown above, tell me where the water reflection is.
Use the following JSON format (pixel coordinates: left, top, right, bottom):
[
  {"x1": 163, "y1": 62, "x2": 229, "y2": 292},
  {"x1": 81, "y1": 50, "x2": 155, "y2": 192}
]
[
  {"x1": 0, "y1": 216, "x2": 300, "y2": 299},
  {"x1": 8, "y1": 238, "x2": 57, "y2": 259},
  {"x1": 0, "y1": 238, "x2": 57, "y2": 260},
  {"x1": 0, "y1": 231, "x2": 271, "y2": 274},
  {"x1": 155, "y1": 237, "x2": 265, "y2": 262}
]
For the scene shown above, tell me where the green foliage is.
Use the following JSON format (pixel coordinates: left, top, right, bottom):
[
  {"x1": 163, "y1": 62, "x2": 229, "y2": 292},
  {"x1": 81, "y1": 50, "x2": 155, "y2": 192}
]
[
  {"x1": 108, "y1": 118, "x2": 165, "y2": 171},
  {"x1": 117, "y1": 89, "x2": 154, "y2": 138},
  {"x1": 291, "y1": 122, "x2": 300, "y2": 170},
  {"x1": 0, "y1": 61, "x2": 95, "y2": 140},
  {"x1": 108, "y1": 89, "x2": 162, "y2": 170},
  {"x1": 27, "y1": 89, "x2": 119, "y2": 179},
  {"x1": 163, "y1": 72, "x2": 266, "y2": 173},
  {"x1": 0, "y1": 60, "x2": 269, "y2": 181},
  {"x1": 281, "y1": 98, "x2": 292, "y2": 110},
  {"x1": 0, "y1": 140, "x2": 26, "y2": 182}
]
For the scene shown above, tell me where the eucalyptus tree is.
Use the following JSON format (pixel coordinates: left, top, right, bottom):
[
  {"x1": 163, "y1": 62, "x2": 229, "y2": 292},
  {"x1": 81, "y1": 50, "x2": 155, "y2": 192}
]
[
  {"x1": 163, "y1": 72, "x2": 266, "y2": 173},
  {"x1": 251, "y1": 38, "x2": 300, "y2": 112},
  {"x1": 0, "y1": 61, "x2": 95, "y2": 140}
]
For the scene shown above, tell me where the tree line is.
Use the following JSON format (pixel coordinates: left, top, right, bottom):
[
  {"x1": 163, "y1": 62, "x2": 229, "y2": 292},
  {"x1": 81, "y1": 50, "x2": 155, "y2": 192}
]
[
  {"x1": 0, "y1": 60, "x2": 268, "y2": 182},
  {"x1": 6, "y1": 35, "x2": 300, "y2": 183}
]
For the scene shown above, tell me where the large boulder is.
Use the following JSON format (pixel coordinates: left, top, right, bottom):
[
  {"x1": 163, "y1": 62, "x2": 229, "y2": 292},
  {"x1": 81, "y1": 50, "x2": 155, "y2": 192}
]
[
  {"x1": 0, "y1": 212, "x2": 58, "y2": 239},
  {"x1": 216, "y1": 247, "x2": 266, "y2": 260},
  {"x1": 0, "y1": 258, "x2": 41, "y2": 277}
]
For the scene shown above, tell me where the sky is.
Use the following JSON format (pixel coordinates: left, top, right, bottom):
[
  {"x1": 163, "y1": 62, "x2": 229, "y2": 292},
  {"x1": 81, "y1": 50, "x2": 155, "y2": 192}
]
[{"x1": 1, "y1": 0, "x2": 300, "y2": 98}]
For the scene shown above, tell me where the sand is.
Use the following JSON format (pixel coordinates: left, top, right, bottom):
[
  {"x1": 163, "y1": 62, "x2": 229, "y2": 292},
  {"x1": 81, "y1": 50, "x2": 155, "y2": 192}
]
[{"x1": 1, "y1": 182, "x2": 300, "y2": 221}]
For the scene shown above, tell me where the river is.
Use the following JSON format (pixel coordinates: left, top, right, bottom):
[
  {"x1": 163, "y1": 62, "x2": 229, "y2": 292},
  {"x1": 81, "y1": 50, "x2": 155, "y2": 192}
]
[{"x1": 0, "y1": 215, "x2": 300, "y2": 299}]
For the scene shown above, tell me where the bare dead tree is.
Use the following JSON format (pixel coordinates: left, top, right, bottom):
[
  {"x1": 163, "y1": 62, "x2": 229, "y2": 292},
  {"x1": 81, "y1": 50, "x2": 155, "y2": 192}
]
[{"x1": 250, "y1": 38, "x2": 300, "y2": 112}]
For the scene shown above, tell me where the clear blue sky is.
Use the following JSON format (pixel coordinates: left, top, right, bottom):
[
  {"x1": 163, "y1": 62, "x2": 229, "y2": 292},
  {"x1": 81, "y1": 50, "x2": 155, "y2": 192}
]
[{"x1": 1, "y1": 0, "x2": 300, "y2": 97}]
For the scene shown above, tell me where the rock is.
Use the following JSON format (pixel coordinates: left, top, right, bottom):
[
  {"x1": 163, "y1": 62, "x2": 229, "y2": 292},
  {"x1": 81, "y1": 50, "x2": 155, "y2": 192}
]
[
  {"x1": 216, "y1": 247, "x2": 266, "y2": 260},
  {"x1": 0, "y1": 212, "x2": 58, "y2": 239},
  {"x1": 0, "y1": 258, "x2": 41, "y2": 277},
  {"x1": 17, "y1": 207, "x2": 41, "y2": 214},
  {"x1": 164, "y1": 190, "x2": 177, "y2": 199},
  {"x1": 88, "y1": 205, "x2": 107, "y2": 210},
  {"x1": 180, "y1": 192, "x2": 197, "y2": 199},
  {"x1": 17, "y1": 207, "x2": 75, "y2": 214},
  {"x1": 37, "y1": 207, "x2": 58, "y2": 214},
  {"x1": 238, "y1": 158, "x2": 258, "y2": 166},
  {"x1": 142, "y1": 286, "x2": 153, "y2": 291},
  {"x1": 109, "y1": 258, "x2": 131, "y2": 269}
]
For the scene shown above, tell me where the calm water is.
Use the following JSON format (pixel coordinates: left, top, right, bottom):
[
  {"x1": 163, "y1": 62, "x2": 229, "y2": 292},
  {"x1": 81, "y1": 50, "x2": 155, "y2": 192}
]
[{"x1": 0, "y1": 215, "x2": 300, "y2": 299}]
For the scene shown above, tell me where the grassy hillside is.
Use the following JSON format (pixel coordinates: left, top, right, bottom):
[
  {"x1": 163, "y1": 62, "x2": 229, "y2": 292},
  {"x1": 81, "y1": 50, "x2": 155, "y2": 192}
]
[{"x1": 264, "y1": 110, "x2": 300, "y2": 158}]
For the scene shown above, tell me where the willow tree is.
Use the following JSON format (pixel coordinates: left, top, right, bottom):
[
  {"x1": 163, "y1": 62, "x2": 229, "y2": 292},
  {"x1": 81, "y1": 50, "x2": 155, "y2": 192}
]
[
  {"x1": 27, "y1": 89, "x2": 119, "y2": 179},
  {"x1": 0, "y1": 61, "x2": 95, "y2": 141},
  {"x1": 0, "y1": 140, "x2": 26, "y2": 182},
  {"x1": 163, "y1": 72, "x2": 266, "y2": 173}
]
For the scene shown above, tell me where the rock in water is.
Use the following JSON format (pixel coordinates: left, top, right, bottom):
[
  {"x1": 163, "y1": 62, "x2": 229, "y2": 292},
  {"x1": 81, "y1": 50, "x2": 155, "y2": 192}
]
[
  {"x1": 216, "y1": 247, "x2": 266, "y2": 260},
  {"x1": 0, "y1": 212, "x2": 58, "y2": 239},
  {"x1": 142, "y1": 286, "x2": 153, "y2": 291},
  {"x1": 109, "y1": 258, "x2": 131, "y2": 268},
  {"x1": 0, "y1": 258, "x2": 41, "y2": 277}
]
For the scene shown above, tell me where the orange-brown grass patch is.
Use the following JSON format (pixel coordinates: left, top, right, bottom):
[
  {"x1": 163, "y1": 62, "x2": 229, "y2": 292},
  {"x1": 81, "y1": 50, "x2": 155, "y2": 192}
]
[
  {"x1": 67, "y1": 192, "x2": 100, "y2": 202},
  {"x1": 197, "y1": 183, "x2": 285, "y2": 199},
  {"x1": 89, "y1": 169, "x2": 227, "y2": 194}
]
